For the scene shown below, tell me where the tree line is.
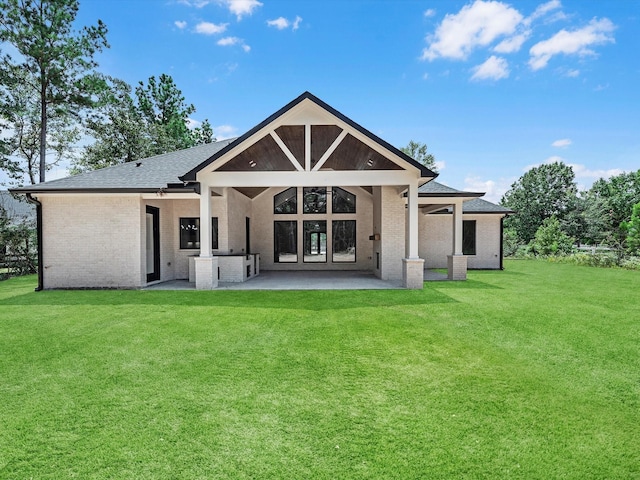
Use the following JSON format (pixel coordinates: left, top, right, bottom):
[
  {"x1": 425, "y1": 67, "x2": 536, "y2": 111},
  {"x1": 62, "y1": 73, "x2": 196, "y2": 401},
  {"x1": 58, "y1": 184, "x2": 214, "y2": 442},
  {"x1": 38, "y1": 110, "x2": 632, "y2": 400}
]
[{"x1": 501, "y1": 161, "x2": 640, "y2": 263}]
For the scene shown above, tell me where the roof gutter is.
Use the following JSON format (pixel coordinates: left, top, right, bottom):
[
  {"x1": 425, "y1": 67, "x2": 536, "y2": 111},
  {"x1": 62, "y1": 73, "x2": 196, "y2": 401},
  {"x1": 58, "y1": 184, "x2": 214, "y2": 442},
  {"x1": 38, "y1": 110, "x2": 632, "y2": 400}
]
[{"x1": 25, "y1": 193, "x2": 43, "y2": 292}]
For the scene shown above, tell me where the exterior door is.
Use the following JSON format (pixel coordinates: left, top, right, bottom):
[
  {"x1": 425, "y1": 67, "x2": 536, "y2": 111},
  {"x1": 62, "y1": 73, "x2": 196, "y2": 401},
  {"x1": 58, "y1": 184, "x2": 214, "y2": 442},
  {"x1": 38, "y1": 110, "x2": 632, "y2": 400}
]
[{"x1": 146, "y1": 206, "x2": 160, "y2": 282}]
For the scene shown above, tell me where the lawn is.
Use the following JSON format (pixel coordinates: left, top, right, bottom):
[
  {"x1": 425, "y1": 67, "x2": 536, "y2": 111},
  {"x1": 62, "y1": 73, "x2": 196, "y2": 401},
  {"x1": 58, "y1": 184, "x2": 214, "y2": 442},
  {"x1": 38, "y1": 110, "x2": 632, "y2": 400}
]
[{"x1": 0, "y1": 260, "x2": 638, "y2": 479}]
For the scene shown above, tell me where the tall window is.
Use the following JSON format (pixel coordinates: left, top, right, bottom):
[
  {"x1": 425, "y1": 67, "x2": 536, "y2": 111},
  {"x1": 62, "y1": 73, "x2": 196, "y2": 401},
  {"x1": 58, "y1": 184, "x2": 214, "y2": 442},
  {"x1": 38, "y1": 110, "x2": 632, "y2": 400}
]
[
  {"x1": 332, "y1": 220, "x2": 356, "y2": 262},
  {"x1": 274, "y1": 221, "x2": 297, "y2": 262},
  {"x1": 303, "y1": 187, "x2": 327, "y2": 213},
  {"x1": 179, "y1": 217, "x2": 219, "y2": 249},
  {"x1": 303, "y1": 220, "x2": 327, "y2": 263},
  {"x1": 274, "y1": 187, "x2": 297, "y2": 214},
  {"x1": 463, "y1": 220, "x2": 476, "y2": 255},
  {"x1": 332, "y1": 187, "x2": 356, "y2": 213}
]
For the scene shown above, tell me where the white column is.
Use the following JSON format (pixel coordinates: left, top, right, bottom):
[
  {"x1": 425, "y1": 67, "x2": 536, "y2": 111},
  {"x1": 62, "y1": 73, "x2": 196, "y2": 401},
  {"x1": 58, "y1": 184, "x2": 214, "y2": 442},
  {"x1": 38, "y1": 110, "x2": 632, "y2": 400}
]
[
  {"x1": 406, "y1": 180, "x2": 419, "y2": 259},
  {"x1": 200, "y1": 184, "x2": 212, "y2": 257},
  {"x1": 452, "y1": 199, "x2": 463, "y2": 255}
]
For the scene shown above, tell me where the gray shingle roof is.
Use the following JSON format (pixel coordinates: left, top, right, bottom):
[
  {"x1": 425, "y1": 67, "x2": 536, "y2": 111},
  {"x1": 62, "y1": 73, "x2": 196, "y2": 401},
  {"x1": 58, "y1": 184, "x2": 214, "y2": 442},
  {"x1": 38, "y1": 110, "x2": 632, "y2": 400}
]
[
  {"x1": 462, "y1": 198, "x2": 513, "y2": 214},
  {"x1": 419, "y1": 181, "x2": 465, "y2": 195},
  {"x1": 12, "y1": 139, "x2": 236, "y2": 193}
]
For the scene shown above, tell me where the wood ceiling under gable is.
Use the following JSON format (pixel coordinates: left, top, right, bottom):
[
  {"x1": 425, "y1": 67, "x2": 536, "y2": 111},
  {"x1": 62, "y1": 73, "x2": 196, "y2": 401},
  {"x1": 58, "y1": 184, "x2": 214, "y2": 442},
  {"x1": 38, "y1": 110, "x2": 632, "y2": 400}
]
[
  {"x1": 311, "y1": 125, "x2": 343, "y2": 169},
  {"x1": 215, "y1": 122, "x2": 405, "y2": 173},
  {"x1": 217, "y1": 134, "x2": 296, "y2": 172},
  {"x1": 324, "y1": 133, "x2": 403, "y2": 171}
]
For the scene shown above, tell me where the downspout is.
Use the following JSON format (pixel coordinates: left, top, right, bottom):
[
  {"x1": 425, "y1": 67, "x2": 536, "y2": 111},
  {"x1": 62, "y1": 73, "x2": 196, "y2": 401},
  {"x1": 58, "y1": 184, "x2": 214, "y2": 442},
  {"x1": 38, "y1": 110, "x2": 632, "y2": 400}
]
[
  {"x1": 25, "y1": 194, "x2": 43, "y2": 291},
  {"x1": 500, "y1": 216, "x2": 505, "y2": 270}
]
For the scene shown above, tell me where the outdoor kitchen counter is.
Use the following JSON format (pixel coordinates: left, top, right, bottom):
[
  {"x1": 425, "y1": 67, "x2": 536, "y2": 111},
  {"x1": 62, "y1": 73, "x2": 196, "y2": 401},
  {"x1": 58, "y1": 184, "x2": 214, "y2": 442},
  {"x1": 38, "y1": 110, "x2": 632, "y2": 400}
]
[{"x1": 188, "y1": 253, "x2": 260, "y2": 283}]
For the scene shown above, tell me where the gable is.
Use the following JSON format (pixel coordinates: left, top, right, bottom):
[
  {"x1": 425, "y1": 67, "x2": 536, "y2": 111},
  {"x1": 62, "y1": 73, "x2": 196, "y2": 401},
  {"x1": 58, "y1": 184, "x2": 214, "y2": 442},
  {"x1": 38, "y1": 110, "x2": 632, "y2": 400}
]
[{"x1": 180, "y1": 92, "x2": 436, "y2": 182}]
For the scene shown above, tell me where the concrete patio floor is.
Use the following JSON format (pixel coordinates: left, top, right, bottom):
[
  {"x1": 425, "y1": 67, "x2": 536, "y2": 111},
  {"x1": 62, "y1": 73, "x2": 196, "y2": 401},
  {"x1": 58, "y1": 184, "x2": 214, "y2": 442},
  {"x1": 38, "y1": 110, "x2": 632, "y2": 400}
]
[{"x1": 146, "y1": 269, "x2": 449, "y2": 291}]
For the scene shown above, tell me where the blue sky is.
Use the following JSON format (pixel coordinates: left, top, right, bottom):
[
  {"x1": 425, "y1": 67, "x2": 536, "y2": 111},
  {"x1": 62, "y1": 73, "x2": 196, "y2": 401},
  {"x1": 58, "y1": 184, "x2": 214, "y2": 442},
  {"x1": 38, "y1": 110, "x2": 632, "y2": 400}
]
[{"x1": 64, "y1": 1, "x2": 639, "y2": 201}]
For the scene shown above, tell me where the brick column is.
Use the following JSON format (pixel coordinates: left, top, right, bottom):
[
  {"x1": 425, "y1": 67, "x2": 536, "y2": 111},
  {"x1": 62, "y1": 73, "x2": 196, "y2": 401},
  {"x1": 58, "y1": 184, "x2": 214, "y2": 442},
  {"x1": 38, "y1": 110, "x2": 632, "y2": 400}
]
[
  {"x1": 403, "y1": 258, "x2": 425, "y2": 289},
  {"x1": 195, "y1": 256, "x2": 218, "y2": 290},
  {"x1": 447, "y1": 254, "x2": 467, "y2": 280}
]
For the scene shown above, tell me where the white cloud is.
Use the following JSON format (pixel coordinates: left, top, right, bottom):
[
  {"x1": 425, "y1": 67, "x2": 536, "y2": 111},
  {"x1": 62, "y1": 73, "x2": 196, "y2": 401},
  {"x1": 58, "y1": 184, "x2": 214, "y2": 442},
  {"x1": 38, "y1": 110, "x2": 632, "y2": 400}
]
[
  {"x1": 494, "y1": 32, "x2": 529, "y2": 53},
  {"x1": 186, "y1": 118, "x2": 201, "y2": 129},
  {"x1": 267, "y1": 16, "x2": 302, "y2": 30},
  {"x1": 434, "y1": 160, "x2": 446, "y2": 171},
  {"x1": 222, "y1": 0, "x2": 262, "y2": 19},
  {"x1": 175, "y1": 20, "x2": 187, "y2": 29},
  {"x1": 523, "y1": 155, "x2": 565, "y2": 171},
  {"x1": 570, "y1": 163, "x2": 623, "y2": 181},
  {"x1": 463, "y1": 176, "x2": 515, "y2": 204},
  {"x1": 421, "y1": 0, "x2": 523, "y2": 61},
  {"x1": 424, "y1": 9, "x2": 436, "y2": 18},
  {"x1": 564, "y1": 68, "x2": 580, "y2": 77},
  {"x1": 212, "y1": 124, "x2": 238, "y2": 139},
  {"x1": 529, "y1": 17, "x2": 615, "y2": 70},
  {"x1": 524, "y1": 0, "x2": 562, "y2": 26},
  {"x1": 195, "y1": 21, "x2": 228, "y2": 35},
  {"x1": 552, "y1": 138, "x2": 572, "y2": 147},
  {"x1": 217, "y1": 36, "x2": 240, "y2": 46},
  {"x1": 217, "y1": 36, "x2": 250, "y2": 51},
  {"x1": 178, "y1": 0, "x2": 211, "y2": 7},
  {"x1": 471, "y1": 55, "x2": 509, "y2": 81},
  {"x1": 267, "y1": 17, "x2": 289, "y2": 29}
]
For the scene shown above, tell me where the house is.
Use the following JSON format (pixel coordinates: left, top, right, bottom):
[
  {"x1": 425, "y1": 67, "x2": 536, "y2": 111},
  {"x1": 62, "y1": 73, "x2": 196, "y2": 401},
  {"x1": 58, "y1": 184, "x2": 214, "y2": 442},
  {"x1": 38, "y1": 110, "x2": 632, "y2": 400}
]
[{"x1": 11, "y1": 92, "x2": 511, "y2": 290}]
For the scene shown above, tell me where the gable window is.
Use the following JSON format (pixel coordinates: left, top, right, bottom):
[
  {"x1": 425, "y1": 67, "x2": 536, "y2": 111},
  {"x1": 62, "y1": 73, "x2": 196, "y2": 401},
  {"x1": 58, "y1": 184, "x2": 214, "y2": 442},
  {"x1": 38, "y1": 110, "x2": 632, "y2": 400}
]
[
  {"x1": 332, "y1": 220, "x2": 356, "y2": 262},
  {"x1": 303, "y1": 187, "x2": 327, "y2": 214},
  {"x1": 179, "y1": 217, "x2": 219, "y2": 250},
  {"x1": 303, "y1": 220, "x2": 327, "y2": 263},
  {"x1": 274, "y1": 221, "x2": 297, "y2": 262},
  {"x1": 463, "y1": 220, "x2": 476, "y2": 255},
  {"x1": 332, "y1": 187, "x2": 356, "y2": 213},
  {"x1": 274, "y1": 187, "x2": 297, "y2": 214}
]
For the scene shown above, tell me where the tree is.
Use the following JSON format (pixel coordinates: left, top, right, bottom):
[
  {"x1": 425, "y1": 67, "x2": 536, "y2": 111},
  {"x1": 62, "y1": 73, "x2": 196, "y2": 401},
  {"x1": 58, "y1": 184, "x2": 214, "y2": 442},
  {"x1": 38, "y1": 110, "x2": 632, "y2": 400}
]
[
  {"x1": 0, "y1": 0, "x2": 108, "y2": 183},
  {"x1": 622, "y1": 202, "x2": 640, "y2": 255},
  {"x1": 584, "y1": 170, "x2": 640, "y2": 246},
  {"x1": 73, "y1": 74, "x2": 214, "y2": 173},
  {"x1": 401, "y1": 140, "x2": 437, "y2": 172},
  {"x1": 501, "y1": 161, "x2": 577, "y2": 243},
  {"x1": 0, "y1": 67, "x2": 79, "y2": 185},
  {"x1": 529, "y1": 216, "x2": 574, "y2": 256}
]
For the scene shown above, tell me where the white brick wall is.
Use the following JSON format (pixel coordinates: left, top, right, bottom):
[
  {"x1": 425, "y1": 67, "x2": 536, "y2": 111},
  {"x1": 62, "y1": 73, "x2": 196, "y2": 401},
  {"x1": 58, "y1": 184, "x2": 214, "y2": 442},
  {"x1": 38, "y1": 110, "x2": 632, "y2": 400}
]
[
  {"x1": 41, "y1": 194, "x2": 142, "y2": 288},
  {"x1": 420, "y1": 213, "x2": 503, "y2": 269},
  {"x1": 372, "y1": 186, "x2": 406, "y2": 281}
]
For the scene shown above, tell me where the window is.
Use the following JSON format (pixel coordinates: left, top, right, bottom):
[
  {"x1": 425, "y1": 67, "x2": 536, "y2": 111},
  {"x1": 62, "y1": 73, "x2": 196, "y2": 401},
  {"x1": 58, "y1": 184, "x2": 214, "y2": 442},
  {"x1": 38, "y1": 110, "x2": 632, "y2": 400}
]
[
  {"x1": 463, "y1": 220, "x2": 476, "y2": 255},
  {"x1": 303, "y1": 187, "x2": 327, "y2": 214},
  {"x1": 332, "y1": 187, "x2": 356, "y2": 213},
  {"x1": 274, "y1": 221, "x2": 297, "y2": 262},
  {"x1": 332, "y1": 220, "x2": 356, "y2": 262},
  {"x1": 274, "y1": 187, "x2": 297, "y2": 214},
  {"x1": 303, "y1": 220, "x2": 326, "y2": 263},
  {"x1": 179, "y1": 217, "x2": 219, "y2": 250}
]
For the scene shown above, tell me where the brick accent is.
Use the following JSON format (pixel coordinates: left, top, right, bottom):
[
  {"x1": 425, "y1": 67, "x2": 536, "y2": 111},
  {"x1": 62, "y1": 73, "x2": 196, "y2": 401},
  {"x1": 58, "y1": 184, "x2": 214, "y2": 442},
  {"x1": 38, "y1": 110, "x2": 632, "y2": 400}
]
[
  {"x1": 402, "y1": 258, "x2": 425, "y2": 289},
  {"x1": 447, "y1": 254, "x2": 467, "y2": 280},
  {"x1": 195, "y1": 256, "x2": 218, "y2": 289}
]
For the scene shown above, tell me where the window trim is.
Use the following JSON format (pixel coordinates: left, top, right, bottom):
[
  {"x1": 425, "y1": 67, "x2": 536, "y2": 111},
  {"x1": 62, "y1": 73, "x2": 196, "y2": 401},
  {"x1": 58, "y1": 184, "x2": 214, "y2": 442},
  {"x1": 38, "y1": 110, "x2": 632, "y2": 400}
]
[
  {"x1": 274, "y1": 220, "x2": 298, "y2": 263},
  {"x1": 332, "y1": 187, "x2": 356, "y2": 214},
  {"x1": 274, "y1": 187, "x2": 297, "y2": 214},
  {"x1": 303, "y1": 220, "x2": 327, "y2": 263}
]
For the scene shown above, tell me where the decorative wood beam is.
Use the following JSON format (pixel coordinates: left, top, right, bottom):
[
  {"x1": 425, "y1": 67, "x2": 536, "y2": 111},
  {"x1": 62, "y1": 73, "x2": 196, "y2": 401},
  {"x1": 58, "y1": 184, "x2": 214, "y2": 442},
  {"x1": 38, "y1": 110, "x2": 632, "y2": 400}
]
[
  {"x1": 270, "y1": 131, "x2": 304, "y2": 172},
  {"x1": 312, "y1": 130, "x2": 348, "y2": 172}
]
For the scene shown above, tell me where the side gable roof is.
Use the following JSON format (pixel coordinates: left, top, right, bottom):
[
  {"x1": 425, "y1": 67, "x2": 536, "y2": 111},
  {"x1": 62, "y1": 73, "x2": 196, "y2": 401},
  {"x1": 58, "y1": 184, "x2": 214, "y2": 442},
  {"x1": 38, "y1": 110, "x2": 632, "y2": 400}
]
[
  {"x1": 10, "y1": 139, "x2": 235, "y2": 194},
  {"x1": 180, "y1": 91, "x2": 437, "y2": 182}
]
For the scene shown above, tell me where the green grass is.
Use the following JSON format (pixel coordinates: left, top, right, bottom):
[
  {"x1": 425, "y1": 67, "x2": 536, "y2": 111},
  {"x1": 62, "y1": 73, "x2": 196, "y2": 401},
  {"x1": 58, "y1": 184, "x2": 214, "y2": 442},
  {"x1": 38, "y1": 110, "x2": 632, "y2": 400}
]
[{"x1": 0, "y1": 260, "x2": 639, "y2": 479}]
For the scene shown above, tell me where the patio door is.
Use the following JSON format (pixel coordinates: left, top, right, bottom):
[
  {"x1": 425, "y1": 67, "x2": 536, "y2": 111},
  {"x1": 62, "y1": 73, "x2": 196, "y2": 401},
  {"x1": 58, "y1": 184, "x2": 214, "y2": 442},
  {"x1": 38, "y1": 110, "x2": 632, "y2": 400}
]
[{"x1": 146, "y1": 206, "x2": 160, "y2": 282}]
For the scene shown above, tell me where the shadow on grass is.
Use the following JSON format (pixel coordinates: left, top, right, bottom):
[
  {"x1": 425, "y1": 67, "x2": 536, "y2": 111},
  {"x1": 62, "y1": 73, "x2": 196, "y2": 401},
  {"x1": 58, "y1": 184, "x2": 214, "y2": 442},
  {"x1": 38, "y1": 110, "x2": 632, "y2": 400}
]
[
  {"x1": 0, "y1": 285, "x2": 459, "y2": 310},
  {"x1": 431, "y1": 279, "x2": 502, "y2": 290}
]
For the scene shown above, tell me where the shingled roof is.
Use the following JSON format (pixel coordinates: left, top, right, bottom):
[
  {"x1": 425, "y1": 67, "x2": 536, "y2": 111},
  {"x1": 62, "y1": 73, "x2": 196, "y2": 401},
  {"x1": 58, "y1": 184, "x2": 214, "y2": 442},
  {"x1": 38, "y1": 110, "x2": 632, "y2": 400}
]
[{"x1": 12, "y1": 139, "x2": 236, "y2": 193}]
